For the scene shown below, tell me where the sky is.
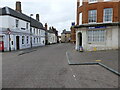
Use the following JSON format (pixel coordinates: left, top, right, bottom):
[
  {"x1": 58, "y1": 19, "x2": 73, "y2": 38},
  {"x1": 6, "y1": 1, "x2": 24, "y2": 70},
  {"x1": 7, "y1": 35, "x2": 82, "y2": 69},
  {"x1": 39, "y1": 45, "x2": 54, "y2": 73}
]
[{"x1": 0, "y1": 0, "x2": 77, "y2": 35}]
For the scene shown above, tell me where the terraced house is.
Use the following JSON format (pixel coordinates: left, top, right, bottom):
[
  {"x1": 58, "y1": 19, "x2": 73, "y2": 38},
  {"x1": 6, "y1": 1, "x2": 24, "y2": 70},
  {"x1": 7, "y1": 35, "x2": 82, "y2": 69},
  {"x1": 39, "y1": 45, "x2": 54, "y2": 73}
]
[
  {"x1": 75, "y1": 0, "x2": 120, "y2": 51},
  {"x1": 0, "y1": 1, "x2": 45, "y2": 51}
]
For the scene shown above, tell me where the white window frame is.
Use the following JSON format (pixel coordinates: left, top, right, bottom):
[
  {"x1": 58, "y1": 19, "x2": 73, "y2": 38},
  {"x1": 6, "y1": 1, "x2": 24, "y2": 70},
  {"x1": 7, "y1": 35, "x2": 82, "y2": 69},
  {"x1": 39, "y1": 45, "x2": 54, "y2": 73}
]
[
  {"x1": 88, "y1": 30, "x2": 106, "y2": 42},
  {"x1": 103, "y1": 8, "x2": 113, "y2": 23},
  {"x1": 79, "y1": 0, "x2": 83, "y2": 7},
  {"x1": 79, "y1": 12, "x2": 82, "y2": 25},
  {"x1": 22, "y1": 36, "x2": 25, "y2": 44},
  {"x1": 16, "y1": 19, "x2": 19, "y2": 28},
  {"x1": 26, "y1": 36, "x2": 29, "y2": 44},
  {"x1": 88, "y1": 0, "x2": 98, "y2": 4},
  {"x1": 88, "y1": 10, "x2": 97, "y2": 23},
  {"x1": 104, "y1": 0, "x2": 112, "y2": 2}
]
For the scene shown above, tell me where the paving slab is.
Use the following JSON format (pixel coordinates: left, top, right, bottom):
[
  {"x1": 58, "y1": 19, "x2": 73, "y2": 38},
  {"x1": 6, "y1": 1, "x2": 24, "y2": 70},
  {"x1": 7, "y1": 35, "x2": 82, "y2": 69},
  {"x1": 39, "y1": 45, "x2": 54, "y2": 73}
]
[{"x1": 67, "y1": 46, "x2": 119, "y2": 72}]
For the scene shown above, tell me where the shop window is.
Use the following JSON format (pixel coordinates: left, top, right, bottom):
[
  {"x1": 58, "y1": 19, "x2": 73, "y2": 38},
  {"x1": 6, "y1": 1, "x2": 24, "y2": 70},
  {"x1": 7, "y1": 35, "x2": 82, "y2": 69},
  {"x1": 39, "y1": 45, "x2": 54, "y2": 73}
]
[{"x1": 88, "y1": 30, "x2": 106, "y2": 42}]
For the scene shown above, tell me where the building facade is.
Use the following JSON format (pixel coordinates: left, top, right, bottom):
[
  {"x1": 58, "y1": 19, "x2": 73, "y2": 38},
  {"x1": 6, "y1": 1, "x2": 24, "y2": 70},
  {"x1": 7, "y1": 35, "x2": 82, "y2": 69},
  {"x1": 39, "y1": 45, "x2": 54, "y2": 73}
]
[
  {"x1": 70, "y1": 25, "x2": 76, "y2": 44},
  {"x1": 75, "y1": 0, "x2": 120, "y2": 51},
  {"x1": 0, "y1": 2, "x2": 45, "y2": 51},
  {"x1": 61, "y1": 29, "x2": 71, "y2": 43},
  {"x1": 44, "y1": 24, "x2": 58, "y2": 45}
]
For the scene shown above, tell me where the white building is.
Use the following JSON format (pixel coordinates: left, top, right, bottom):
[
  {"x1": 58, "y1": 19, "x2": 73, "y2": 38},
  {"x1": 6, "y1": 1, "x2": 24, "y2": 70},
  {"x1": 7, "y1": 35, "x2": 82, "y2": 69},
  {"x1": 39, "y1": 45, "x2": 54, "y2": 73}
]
[
  {"x1": 48, "y1": 32, "x2": 57, "y2": 44},
  {"x1": 0, "y1": 5, "x2": 45, "y2": 51}
]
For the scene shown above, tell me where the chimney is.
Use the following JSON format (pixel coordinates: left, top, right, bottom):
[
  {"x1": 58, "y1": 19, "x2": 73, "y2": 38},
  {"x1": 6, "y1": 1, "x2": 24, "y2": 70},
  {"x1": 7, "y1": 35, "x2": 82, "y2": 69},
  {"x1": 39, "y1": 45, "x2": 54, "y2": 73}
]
[
  {"x1": 45, "y1": 23, "x2": 47, "y2": 30},
  {"x1": 16, "y1": 1, "x2": 22, "y2": 12},
  {"x1": 77, "y1": 0, "x2": 80, "y2": 8},
  {"x1": 36, "y1": 14, "x2": 40, "y2": 21}
]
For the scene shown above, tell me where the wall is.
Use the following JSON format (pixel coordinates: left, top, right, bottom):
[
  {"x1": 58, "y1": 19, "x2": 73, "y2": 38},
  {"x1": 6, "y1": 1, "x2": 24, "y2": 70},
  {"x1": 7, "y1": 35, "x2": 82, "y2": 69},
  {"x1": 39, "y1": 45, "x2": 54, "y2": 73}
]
[
  {"x1": 77, "y1": 1, "x2": 119, "y2": 25},
  {"x1": 76, "y1": 26, "x2": 119, "y2": 51}
]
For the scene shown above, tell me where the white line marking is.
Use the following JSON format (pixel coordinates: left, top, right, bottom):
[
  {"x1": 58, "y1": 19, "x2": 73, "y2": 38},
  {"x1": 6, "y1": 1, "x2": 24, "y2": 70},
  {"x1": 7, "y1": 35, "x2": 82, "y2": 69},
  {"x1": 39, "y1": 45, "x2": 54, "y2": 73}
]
[{"x1": 73, "y1": 75, "x2": 75, "y2": 78}]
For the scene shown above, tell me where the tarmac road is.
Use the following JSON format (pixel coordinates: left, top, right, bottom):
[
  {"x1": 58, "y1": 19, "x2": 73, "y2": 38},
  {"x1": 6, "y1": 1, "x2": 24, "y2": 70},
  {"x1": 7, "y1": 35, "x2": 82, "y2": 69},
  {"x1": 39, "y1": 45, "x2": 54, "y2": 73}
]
[{"x1": 2, "y1": 43, "x2": 119, "y2": 88}]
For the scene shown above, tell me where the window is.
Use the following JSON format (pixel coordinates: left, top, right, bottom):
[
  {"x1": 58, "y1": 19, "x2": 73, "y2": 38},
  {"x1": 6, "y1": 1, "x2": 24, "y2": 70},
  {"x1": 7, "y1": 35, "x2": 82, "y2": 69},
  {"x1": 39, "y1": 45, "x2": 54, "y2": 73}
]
[
  {"x1": 27, "y1": 36, "x2": 29, "y2": 44},
  {"x1": 88, "y1": 10, "x2": 97, "y2": 23},
  {"x1": 26, "y1": 23, "x2": 29, "y2": 29},
  {"x1": 89, "y1": 0, "x2": 97, "y2": 3},
  {"x1": 88, "y1": 30, "x2": 105, "y2": 42},
  {"x1": 104, "y1": 0, "x2": 111, "y2": 1},
  {"x1": 79, "y1": 13, "x2": 82, "y2": 25},
  {"x1": 34, "y1": 38, "x2": 35, "y2": 43},
  {"x1": 80, "y1": 0, "x2": 83, "y2": 6},
  {"x1": 36, "y1": 29, "x2": 38, "y2": 35},
  {"x1": 104, "y1": 8, "x2": 113, "y2": 22},
  {"x1": 30, "y1": 27, "x2": 32, "y2": 33},
  {"x1": 39, "y1": 30, "x2": 41, "y2": 35},
  {"x1": 34, "y1": 28, "x2": 35, "y2": 34},
  {"x1": 16, "y1": 19, "x2": 19, "y2": 28},
  {"x1": 39, "y1": 37, "x2": 41, "y2": 43},
  {"x1": 37, "y1": 38, "x2": 38, "y2": 43},
  {"x1": 22, "y1": 36, "x2": 25, "y2": 44}
]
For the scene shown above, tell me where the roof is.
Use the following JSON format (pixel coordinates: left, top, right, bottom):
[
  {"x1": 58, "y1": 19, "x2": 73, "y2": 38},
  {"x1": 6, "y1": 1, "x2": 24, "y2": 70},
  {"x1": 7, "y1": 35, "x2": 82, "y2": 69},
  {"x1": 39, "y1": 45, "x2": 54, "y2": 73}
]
[
  {"x1": 74, "y1": 22, "x2": 120, "y2": 28},
  {"x1": 61, "y1": 30, "x2": 71, "y2": 34},
  {"x1": 0, "y1": 7, "x2": 44, "y2": 29}
]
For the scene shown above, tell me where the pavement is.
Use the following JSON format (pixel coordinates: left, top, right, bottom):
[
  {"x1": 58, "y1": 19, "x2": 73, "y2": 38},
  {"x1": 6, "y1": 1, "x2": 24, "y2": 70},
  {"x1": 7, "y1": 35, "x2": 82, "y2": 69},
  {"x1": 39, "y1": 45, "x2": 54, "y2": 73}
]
[
  {"x1": 1, "y1": 43, "x2": 119, "y2": 88},
  {"x1": 67, "y1": 44, "x2": 119, "y2": 73}
]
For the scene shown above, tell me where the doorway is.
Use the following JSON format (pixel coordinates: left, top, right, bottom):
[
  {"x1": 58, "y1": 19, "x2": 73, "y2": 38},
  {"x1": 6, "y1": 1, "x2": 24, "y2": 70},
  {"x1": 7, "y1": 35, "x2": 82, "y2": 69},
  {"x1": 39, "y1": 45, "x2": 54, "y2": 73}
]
[
  {"x1": 16, "y1": 36, "x2": 20, "y2": 50},
  {"x1": 78, "y1": 32, "x2": 82, "y2": 46}
]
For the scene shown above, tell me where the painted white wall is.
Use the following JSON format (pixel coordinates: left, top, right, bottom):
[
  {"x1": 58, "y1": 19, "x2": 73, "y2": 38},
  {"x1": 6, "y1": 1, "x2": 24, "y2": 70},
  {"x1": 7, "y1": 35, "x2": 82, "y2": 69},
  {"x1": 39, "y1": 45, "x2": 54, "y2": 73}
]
[
  {"x1": 0, "y1": 15, "x2": 45, "y2": 51},
  {"x1": 76, "y1": 26, "x2": 119, "y2": 51}
]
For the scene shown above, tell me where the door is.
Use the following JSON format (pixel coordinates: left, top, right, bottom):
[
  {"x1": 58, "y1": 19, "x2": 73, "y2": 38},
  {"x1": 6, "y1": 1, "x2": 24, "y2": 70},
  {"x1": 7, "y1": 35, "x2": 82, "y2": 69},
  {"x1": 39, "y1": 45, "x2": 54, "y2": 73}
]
[
  {"x1": 16, "y1": 36, "x2": 20, "y2": 50},
  {"x1": 79, "y1": 33, "x2": 82, "y2": 46}
]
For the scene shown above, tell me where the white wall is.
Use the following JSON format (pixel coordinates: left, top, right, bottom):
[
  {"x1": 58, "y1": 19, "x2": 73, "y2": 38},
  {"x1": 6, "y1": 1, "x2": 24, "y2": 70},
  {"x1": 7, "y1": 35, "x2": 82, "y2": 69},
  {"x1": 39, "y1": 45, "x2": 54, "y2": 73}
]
[
  {"x1": 76, "y1": 26, "x2": 119, "y2": 51},
  {"x1": 0, "y1": 15, "x2": 45, "y2": 51}
]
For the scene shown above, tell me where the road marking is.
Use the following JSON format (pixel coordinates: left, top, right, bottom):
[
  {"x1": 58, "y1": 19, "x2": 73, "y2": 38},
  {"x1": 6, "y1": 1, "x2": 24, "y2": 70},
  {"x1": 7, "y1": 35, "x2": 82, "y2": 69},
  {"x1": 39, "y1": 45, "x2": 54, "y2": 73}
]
[
  {"x1": 73, "y1": 75, "x2": 76, "y2": 78},
  {"x1": 95, "y1": 60, "x2": 102, "y2": 62}
]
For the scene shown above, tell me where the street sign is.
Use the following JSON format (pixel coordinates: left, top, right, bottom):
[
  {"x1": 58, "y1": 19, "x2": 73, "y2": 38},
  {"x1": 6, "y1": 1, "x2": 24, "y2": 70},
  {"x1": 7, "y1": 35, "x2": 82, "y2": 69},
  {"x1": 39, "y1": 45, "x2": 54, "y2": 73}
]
[{"x1": 7, "y1": 28, "x2": 11, "y2": 34}]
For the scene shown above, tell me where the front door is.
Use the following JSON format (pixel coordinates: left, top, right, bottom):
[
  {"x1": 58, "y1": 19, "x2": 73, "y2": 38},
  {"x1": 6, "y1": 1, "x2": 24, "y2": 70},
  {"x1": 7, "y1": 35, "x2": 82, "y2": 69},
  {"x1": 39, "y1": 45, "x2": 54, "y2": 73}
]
[
  {"x1": 79, "y1": 33, "x2": 82, "y2": 46},
  {"x1": 16, "y1": 36, "x2": 20, "y2": 50}
]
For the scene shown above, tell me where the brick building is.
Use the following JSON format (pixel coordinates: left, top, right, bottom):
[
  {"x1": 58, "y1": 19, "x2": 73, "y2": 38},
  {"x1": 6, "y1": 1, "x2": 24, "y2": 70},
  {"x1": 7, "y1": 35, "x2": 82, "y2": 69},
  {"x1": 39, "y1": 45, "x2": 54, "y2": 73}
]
[
  {"x1": 70, "y1": 22, "x2": 76, "y2": 44},
  {"x1": 75, "y1": 0, "x2": 120, "y2": 51}
]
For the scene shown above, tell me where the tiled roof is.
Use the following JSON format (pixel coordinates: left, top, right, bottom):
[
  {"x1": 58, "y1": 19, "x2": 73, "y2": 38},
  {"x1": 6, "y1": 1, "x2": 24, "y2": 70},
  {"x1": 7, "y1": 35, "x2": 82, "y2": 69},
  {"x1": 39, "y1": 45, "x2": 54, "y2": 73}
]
[{"x1": 0, "y1": 7, "x2": 44, "y2": 29}]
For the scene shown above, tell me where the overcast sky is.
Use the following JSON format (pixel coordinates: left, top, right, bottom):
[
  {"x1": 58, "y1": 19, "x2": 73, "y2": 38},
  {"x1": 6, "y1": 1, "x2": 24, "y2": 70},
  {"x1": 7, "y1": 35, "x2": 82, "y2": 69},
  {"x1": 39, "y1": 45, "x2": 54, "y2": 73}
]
[{"x1": 0, "y1": 0, "x2": 77, "y2": 35}]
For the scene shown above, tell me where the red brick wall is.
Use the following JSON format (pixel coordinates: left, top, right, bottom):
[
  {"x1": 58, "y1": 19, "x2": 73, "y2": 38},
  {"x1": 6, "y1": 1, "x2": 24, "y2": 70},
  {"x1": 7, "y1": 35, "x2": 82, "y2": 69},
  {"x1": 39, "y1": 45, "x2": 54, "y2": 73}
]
[{"x1": 77, "y1": 1, "x2": 119, "y2": 25}]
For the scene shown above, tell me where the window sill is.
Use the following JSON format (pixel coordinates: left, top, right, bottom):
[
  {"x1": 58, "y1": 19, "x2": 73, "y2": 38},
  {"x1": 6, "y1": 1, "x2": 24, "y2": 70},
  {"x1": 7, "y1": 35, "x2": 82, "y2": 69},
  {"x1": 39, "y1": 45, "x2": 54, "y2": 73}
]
[{"x1": 88, "y1": 1, "x2": 98, "y2": 4}]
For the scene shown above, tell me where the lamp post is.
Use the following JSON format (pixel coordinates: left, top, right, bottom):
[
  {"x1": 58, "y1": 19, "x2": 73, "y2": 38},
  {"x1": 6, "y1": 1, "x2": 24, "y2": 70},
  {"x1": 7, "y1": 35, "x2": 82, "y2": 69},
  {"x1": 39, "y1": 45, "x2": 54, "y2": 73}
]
[
  {"x1": 30, "y1": 14, "x2": 33, "y2": 48},
  {"x1": 7, "y1": 28, "x2": 11, "y2": 51}
]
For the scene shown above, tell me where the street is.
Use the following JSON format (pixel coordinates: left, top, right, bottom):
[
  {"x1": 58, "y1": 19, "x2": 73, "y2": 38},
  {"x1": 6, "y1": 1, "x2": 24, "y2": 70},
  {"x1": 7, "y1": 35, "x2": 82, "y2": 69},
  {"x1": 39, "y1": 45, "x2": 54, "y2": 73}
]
[{"x1": 2, "y1": 43, "x2": 119, "y2": 88}]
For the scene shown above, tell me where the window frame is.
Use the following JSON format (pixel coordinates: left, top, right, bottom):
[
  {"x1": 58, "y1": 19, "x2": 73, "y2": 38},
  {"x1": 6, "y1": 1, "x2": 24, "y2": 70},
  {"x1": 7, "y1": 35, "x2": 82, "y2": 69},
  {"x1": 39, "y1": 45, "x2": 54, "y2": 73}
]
[
  {"x1": 22, "y1": 36, "x2": 25, "y2": 44},
  {"x1": 103, "y1": 8, "x2": 113, "y2": 23},
  {"x1": 87, "y1": 30, "x2": 106, "y2": 43},
  {"x1": 88, "y1": 10, "x2": 97, "y2": 23},
  {"x1": 16, "y1": 19, "x2": 19, "y2": 28},
  {"x1": 26, "y1": 22, "x2": 29, "y2": 29},
  {"x1": 88, "y1": 0, "x2": 98, "y2": 4}
]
